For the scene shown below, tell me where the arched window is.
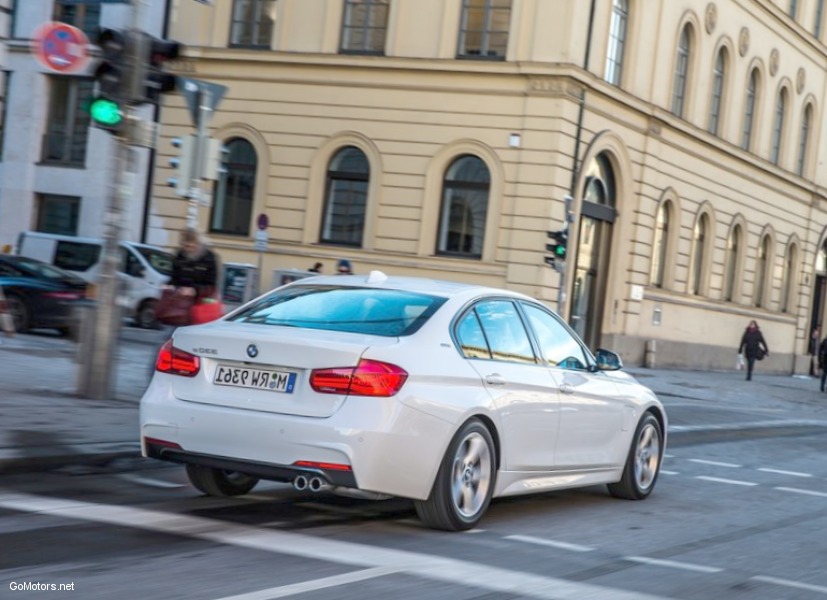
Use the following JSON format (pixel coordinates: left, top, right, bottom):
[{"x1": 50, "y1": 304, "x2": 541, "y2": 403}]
[
  {"x1": 672, "y1": 26, "x2": 691, "y2": 117},
  {"x1": 210, "y1": 138, "x2": 257, "y2": 236},
  {"x1": 781, "y1": 244, "x2": 797, "y2": 313},
  {"x1": 651, "y1": 201, "x2": 670, "y2": 287},
  {"x1": 690, "y1": 214, "x2": 708, "y2": 295},
  {"x1": 755, "y1": 235, "x2": 772, "y2": 307},
  {"x1": 604, "y1": 0, "x2": 628, "y2": 86},
  {"x1": 437, "y1": 155, "x2": 490, "y2": 258},
  {"x1": 742, "y1": 69, "x2": 759, "y2": 150},
  {"x1": 724, "y1": 225, "x2": 741, "y2": 302},
  {"x1": 798, "y1": 104, "x2": 813, "y2": 176},
  {"x1": 320, "y1": 146, "x2": 370, "y2": 246},
  {"x1": 708, "y1": 48, "x2": 727, "y2": 135},
  {"x1": 771, "y1": 89, "x2": 787, "y2": 165}
]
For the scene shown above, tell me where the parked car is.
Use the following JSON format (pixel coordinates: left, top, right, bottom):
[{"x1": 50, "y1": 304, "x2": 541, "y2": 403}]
[
  {"x1": 0, "y1": 255, "x2": 88, "y2": 336},
  {"x1": 16, "y1": 231, "x2": 173, "y2": 328},
  {"x1": 140, "y1": 272, "x2": 666, "y2": 531}
]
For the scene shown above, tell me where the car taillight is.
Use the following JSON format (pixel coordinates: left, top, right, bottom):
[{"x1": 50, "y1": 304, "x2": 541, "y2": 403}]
[
  {"x1": 43, "y1": 291, "x2": 81, "y2": 300},
  {"x1": 155, "y1": 339, "x2": 200, "y2": 377},
  {"x1": 310, "y1": 359, "x2": 408, "y2": 397}
]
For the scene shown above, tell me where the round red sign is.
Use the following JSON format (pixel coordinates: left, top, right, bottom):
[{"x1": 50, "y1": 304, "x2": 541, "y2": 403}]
[{"x1": 32, "y1": 22, "x2": 90, "y2": 73}]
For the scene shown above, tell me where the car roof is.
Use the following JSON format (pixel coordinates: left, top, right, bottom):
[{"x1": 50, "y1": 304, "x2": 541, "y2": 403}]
[{"x1": 289, "y1": 271, "x2": 533, "y2": 302}]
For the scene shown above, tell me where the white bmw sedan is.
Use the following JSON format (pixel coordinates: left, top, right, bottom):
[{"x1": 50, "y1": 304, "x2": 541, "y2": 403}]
[{"x1": 140, "y1": 271, "x2": 666, "y2": 531}]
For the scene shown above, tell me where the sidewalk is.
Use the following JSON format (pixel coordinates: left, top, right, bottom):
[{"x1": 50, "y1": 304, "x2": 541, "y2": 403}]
[{"x1": 1, "y1": 330, "x2": 827, "y2": 474}]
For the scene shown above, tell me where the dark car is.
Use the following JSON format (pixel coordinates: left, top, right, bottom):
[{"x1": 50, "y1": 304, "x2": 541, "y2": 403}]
[{"x1": 0, "y1": 255, "x2": 88, "y2": 336}]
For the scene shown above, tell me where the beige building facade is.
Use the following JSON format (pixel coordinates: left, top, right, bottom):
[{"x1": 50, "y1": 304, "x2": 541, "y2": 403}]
[{"x1": 151, "y1": 0, "x2": 827, "y2": 373}]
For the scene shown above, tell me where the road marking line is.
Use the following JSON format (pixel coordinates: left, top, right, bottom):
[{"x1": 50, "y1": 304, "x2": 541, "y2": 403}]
[
  {"x1": 696, "y1": 476, "x2": 758, "y2": 486},
  {"x1": 213, "y1": 567, "x2": 399, "y2": 600},
  {"x1": 659, "y1": 470, "x2": 679, "y2": 475},
  {"x1": 775, "y1": 487, "x2": 827, "y2": 498},
  {"x1": 116, "y1": 473, "x2": 187, "y2": 489},
  {"x1": 506, "y1": 535, "x2": 594, "y2": 553},
  {"x1": 623, "y1": 556, "x2": 723, "y2": 574},
  {"x1": 752, "y1": 575, "x2": 827, "y2": 594},
  {"x1": 0, "y1": 493, "x2": 669, "y2": 600},
  {"x1": 758, "y1": 468, "x2": 813, "y2": 478},
  {"x1": 688, "y1": 459, "x2": 741, "y2": 468}
]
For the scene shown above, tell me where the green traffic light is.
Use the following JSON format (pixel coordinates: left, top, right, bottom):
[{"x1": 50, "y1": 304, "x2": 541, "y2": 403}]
[{"x1": 89, "y1": 97, "x2": 123, "y2": 127}]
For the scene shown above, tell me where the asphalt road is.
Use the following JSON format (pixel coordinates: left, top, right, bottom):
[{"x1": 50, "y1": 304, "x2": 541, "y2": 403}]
[{"x1": 2, "y1": 427, "x2": 827, "y2": 599}]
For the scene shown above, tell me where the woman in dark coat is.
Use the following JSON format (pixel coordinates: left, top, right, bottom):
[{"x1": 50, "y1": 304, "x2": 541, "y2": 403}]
[{"x1": 739, "y1": 320, "x2": 769, "y2": 381}]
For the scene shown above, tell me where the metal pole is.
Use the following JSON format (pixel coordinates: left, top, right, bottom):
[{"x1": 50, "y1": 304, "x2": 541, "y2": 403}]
[
  {"x1": 79, "y1": 0, "x2": 147, "y2": 399},
  {"x1": 186, "y1": 86, "x2": 211, "y2": 228}
]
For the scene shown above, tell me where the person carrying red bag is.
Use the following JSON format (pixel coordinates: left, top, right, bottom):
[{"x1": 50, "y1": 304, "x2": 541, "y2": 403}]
[{"x1": 158, "y1": 228, "x2": 222, "y2": 326}]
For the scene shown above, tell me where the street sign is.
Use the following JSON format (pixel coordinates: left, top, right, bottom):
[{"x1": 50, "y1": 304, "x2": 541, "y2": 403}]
[
  {"x1": 32, "y1": 22, "x2": 90, "y2": 73},
  {"x1": 254, "y1": 229, "x2": 268, "y2": 252},
  {"x1": 257, "y1": 213, "x2": 269, "y2": 231},
  {"x1": 180, "y1": 78, "x2": 228, "y2": 128}
]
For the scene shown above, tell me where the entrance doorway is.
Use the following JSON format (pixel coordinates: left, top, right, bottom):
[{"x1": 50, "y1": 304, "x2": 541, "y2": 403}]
[{"x1": 569, "y1": 153, "x2": 617, "y2": 352}]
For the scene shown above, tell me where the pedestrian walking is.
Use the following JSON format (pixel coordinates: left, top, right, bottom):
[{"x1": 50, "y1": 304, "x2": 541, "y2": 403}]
[
  {"x1": 738, "y1": 320, "x2": 769, "y2": 381},
  {"x1": 818, "y1": 336, "x2": 827, "y2": 392}
]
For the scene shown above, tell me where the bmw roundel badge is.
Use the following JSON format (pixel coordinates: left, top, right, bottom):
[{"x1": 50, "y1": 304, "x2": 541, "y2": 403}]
[{"x1": 246, "y1": 344, "x2": 258, "y2": 358}]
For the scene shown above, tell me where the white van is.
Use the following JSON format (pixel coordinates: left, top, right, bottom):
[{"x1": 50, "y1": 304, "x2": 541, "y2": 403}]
[{"x1": 16, "y1": 231, "x2": 173, "y2": 328}]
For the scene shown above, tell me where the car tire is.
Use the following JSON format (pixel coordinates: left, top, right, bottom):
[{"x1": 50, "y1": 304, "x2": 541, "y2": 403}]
[
  {"x1": 136, "y1": 299, "x2": 158, "y2": 329},
  {"x1": 185, "y1": 465, "x2": 259, "y2": 497},
  {"x1": 414, "y1": 418, "x2": 496, "y2": 531},
  {"x1": 608, "y1": 412, "x2": 662, "y2": 500},
  {"x1": 5, "y1": 294, "x2": 30, "y2": 333}
]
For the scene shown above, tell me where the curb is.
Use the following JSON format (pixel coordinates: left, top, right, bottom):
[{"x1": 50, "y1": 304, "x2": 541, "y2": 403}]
[{"x1": 0, "y1": 443, "x2": 141, "y2": 475}]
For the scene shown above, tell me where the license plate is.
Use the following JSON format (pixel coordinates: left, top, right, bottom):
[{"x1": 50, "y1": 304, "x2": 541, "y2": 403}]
[{"x1": 213, "y1": 365, "x2": 297, "y2": 393}]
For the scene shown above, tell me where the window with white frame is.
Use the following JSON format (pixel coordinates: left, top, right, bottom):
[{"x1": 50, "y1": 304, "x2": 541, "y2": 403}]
[
  {"x1": 690, "y1": 214, "x2": 708, "y2": 295},
  {"x1": 340, "y1": 0, "x2": 389, "y2": 54},
  {"x1": 210, "y1": 138, "x2": 257, "y2": 236},
  {"x1": 604, "y1": 0, "x2": 628, "y2": 86},
  {"x1": 742, "y1": 69, "x2": 758, "y2": 150},
  {"x1": 458, "y1": 0, "x2": 512, "y2": 60},
  {"x1": 230, "y1": 0, "x2": 276, "y2": 48},
  {"x1": 780, "y1": 244, "x2": 797, "y2": 313},
  {"x1": 36, "y1": 194, "x2": 80, "y2": 235},
  {"x1": 672, "y1": 26, "x2": 691, "y2": 117},
  {"x1": 770, "y1": 89, "x2": 787, "y2": 165},
  {"x1": 437, "y1": 155, "x2": 490, "y2": 258},
  {"x1": 724, "y1": 225, "x2": 741, "y2": 302},
  {"x1": 320, "y1": 146, "x2": 370, "y2": 247},
  {"x1": 42, "y1": 77, "x2": 93, "y2": 167},
  {"x1": 650, "y1": 201, "x2": 670, "y2": 287},
  {"x1": 755, "y1": 235, "x2": 771, "y2": 307},
  {"x1": 708, "y1": 48, "x2": 727, "y2": 135},
  {"x1": 797, "y1": 104, "x2": 812, "y2": 176}
]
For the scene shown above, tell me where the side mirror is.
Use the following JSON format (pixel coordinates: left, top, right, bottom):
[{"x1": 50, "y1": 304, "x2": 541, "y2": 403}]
[{"x1": 595, "y1": 348, "x2": 622, "y2": 371}]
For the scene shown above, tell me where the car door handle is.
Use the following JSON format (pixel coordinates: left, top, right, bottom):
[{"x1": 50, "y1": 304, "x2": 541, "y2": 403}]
[
  {"x1": 560, "y1": 383, "x2": 575, "y2": 395},
  {"x1": 484, "y1": 373, "x2": 506, "y2": 386}
]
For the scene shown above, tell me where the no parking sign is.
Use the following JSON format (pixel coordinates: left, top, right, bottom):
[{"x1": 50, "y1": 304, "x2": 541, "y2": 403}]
[{"x1": 31, "y1": 22, "x2": 90, "y2": 73}]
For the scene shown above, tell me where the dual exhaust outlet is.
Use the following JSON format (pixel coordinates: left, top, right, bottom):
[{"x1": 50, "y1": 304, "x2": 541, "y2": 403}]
[{"x1": 293, "y1": 474, "x2": 329, "y2": 493}]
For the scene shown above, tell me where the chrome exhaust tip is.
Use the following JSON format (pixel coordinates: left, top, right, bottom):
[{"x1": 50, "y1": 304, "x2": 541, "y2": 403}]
[
  {"x1": 293, "y1": 475, "x2": 308, "y2": 491},
  {"x1": 308, "y1": 476, "x2": 329, "y2": 492}
]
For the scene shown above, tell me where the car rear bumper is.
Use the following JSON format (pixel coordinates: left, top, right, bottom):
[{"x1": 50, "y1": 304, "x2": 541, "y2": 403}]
[{"x1": 139, "y1": 375, "x2": 454, "y2": 500}]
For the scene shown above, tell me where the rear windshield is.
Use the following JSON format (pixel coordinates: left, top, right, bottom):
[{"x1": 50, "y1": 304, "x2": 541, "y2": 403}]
[
  {"x1": 10, "y1": 257, "x2": 86, "y2": 284},
  {"x1": 229, "y1": 286, "x2": 446, "y2": 337},
  {"x1": 134, "y1": 246, "x2": 174, "y2": 276}
]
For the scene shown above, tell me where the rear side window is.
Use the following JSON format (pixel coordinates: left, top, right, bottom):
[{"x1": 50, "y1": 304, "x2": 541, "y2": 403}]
[
  {"x1": 54, "y1": 241, "x2": 100, "y2": 272},
  {"x1": 134, "y1": 246, "x2": 173, "y2": 276},
  {"x1": 229, "y1": 286, "x2": 447, "y2": 337},
  {"x1": 472, "y1": 300, "x2": 537, "y2": 364}
]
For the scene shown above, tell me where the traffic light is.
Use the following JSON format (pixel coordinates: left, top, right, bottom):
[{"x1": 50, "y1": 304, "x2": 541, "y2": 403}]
[
  {"x1": 203, "y1": 138, "x2": 229, "y2": 181},
  {"x1": 545, "y1": 229, "x2": 568, "y2": 272},
  {"x1": 89, "y1": 28, "x2": 127, "y2": 133},
  {"x1": 168, "y1": 135, "x2": 195, "y2": 196},
  {"x1": 140, "y1": 35, "x2": 182, "y2": 104}
]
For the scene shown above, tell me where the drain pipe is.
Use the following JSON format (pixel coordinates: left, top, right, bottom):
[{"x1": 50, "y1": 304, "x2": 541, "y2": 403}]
[{"x1": 558, "y1": 0, "x2": 597, "y2": 319}]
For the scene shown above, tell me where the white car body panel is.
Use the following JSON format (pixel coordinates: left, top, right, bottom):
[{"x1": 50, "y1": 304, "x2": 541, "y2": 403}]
[{"x1": 140, "y1": 274, "x2": 666, "y2": 503}]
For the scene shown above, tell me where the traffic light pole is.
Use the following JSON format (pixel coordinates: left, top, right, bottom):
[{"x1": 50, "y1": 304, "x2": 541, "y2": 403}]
[
  {"x1": 186, "y1": 87, "x2": 212, "y2": 228},
  {"x1": 78, "y1": 0, "x2": 149, "y2": 400}
]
